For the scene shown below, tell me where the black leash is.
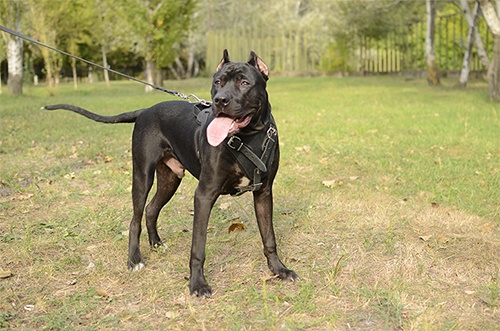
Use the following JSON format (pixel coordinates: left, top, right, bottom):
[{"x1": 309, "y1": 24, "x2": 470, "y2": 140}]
[{"x1": 0, "y1": 25, "x2": 209, "y2": 104}]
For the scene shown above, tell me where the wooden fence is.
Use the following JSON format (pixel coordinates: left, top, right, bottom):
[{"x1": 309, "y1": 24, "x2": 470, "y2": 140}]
[{"x1": 206, "y1": 13, "x2": 493, "y2": 74}]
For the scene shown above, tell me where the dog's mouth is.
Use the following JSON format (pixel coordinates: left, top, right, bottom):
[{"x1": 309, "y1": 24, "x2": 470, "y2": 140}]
[{"x1": 207, "y1": 113, "x2": 253, "y2": 147}]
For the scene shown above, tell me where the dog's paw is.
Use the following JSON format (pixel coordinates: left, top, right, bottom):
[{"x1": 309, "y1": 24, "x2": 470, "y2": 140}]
[
  {"x1": 128, "y1": 262, "x2": 145, "y2": 271},
  {"x1": 278, "y1": 268, "x2": 300, "y2": 282},
  {"x1": 190, "y1": 283, "x2": 212, "y2": 298},
  {"x1": 151, "y1": 241, "x2": 166, "y2": 250}
]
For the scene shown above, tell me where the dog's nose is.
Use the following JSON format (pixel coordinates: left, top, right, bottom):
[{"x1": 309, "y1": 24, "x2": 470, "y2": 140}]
[{"x1": 214, "y1": 94, "x2": 230, "y2": 108}]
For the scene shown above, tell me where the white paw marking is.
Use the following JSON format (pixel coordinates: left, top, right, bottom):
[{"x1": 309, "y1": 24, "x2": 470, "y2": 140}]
[{"x1": 132, "y1": 263, "x2": 145, "y2": 271}]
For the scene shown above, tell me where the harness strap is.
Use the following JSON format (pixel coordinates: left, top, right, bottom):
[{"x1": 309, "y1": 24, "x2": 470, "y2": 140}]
[
  {"x1": 193, "y1": 103, "x2": 278, "y2": 196},
  {"x1": 227, "y1": 136, "x2": 267, "y2": 173},
  {"x1": 229, "y1": 123, "x2": 278, "y2": 196}
]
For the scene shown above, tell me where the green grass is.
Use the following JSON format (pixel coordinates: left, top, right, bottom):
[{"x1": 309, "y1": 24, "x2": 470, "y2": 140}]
[{"x1": 0, "y1": 76, "x2": 499, "y2": 330}]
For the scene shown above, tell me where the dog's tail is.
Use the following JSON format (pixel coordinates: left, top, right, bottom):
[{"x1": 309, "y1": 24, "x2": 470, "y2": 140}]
[{"x1": 42, "y1": 104, "x2": 144, "y2": 123}]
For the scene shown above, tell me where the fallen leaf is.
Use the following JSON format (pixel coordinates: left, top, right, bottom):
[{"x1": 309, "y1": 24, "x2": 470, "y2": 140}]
[
  {"x1": 104, "y1": 156, "x2": 113, "y2": 163},
  {"x1": 419, "y1": 235, "x2": 432, "y2": 242},
  {"x1": 481, "y1": 222, "x2": 493, "y2": 233},
  {"x1": 219, "y1": 202, "x2": 231, "y2": 210},
  {"x1": 96, "y1": 289, "x2": 109, "y2": 298},
  {"x1": 165, "y1": 311, "x2": 179, "y2": 319},
  {"x1": 319, "y1": 158, "x2": 329, "y2": 165},
  {"x1": 0, "y1": 270, "x2": 13, "y2": 279},
  {"x1": 431, "y1": 202, "x2": 439, "y2": 208},
  {"x1": 228, "y1": 222, "x2": 245, "y2": 234},
  {"x1": 322, "y1": 180, "x2": 337, "y2": 188},
  {"x1": 464, "y1": 290, "x2": 475, "y2": 295},
  {"x1": 349, "y1": 176, "x2": 359, "y2": 181}
]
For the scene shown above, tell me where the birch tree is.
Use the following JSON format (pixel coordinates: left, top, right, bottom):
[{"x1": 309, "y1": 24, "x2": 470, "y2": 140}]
[
  {"x1": 425, "y1": 0, "x2": 440, "y2": 85},
  {"x1": 0, "y1": 0, "x2": 23, "y2": 94},
  {"x1": 477, "y1": 0, "x2": 500, "y2": 101},
  {"x1": 459, "y1": 0, "x2": 490, "y2": 71},
  {"x1": 458, "y1": 2, "x2": 480, "y2": 87}
]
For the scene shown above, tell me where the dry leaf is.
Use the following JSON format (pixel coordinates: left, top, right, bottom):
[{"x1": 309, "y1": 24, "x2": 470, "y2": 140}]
[
  {"x1": 431, "y1": 202, "x2": 439, "y2": 208},
  {"x1": 104, "y1": 156, "x2": 113, "y2": 163},
  {"x1": 481, "y1": 222, "x2": 493, "y2": 233},
  {"x1": 228, "y1": 222, "x2": 245, "y2": 234},
  {"x1": 464, "y1": 290, "x2": 475, "y2": 295},
  {"x1": 219, "y1": 202, "x2": 231, "y2": 210},
  {"x1": 349, "y1": 176, "x2": 359, "y2": 181},
  {"x1": 319, "y1": 158, "x2": 329, "y2": 165},
  {"x1": 0, "y1": 269, "x2": 13, "y2": 279},
  {"x1": 419, "y1": 235, "x2": 432, "y2": 242},
  {"x1": 165, "y1": 311, "x2": 180, "y2": 319},
  {"x1": 96, "y1": 289, "x2": 108, "y2": 298},
  {"x1": 322, "y1": 180, "x2": 337, "y2": 188}
]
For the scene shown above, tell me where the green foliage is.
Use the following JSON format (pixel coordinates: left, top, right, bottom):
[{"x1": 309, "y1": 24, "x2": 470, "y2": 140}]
[{"x1": 122, "y1": 0, "x2": 194, "y2": 67}]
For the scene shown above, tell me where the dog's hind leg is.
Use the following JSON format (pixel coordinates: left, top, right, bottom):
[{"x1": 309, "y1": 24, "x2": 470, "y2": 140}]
[
  {"x1": 128, "y1": 158, "x2": 157, "y2": 270},
  {"x1": 145, "y1": 158, "x2": 182, "y2": 248}
]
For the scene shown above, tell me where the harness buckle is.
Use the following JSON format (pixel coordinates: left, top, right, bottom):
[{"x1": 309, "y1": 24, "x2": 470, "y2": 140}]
[
  {"x1": 266, "y1": 126, "x2": 277, "y2": 141},
  {"x1": 227, "y1": 136, "x2": 243, "y2": 151}
]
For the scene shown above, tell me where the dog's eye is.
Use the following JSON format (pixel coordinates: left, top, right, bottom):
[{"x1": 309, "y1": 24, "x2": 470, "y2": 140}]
[
  {"x1": 241, "y1": 80, "x2": 250, "y2": 86},
  {"x1": 214, "y1": 80, "x2": 221, "y2": 85}
]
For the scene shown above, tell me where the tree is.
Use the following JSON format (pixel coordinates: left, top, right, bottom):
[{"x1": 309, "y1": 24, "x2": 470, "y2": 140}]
[
  {"x1": 26, "y1": 0, "x2": 64, "y2": 95},
  {"x1": 459, "y1": 0, "x2": 490, "y2": 71},
  {"x1": 477, "y1": 0, "x2": 500, "y2": 101},
  {"x1": 425, "y1": 0, "x2": 440, "y2": 85},
  {"x1": 0, "y1": 33, "x2": 5, "y2": 94},
  {"x1": 458, "y1": 1, "x2": 480, "y2": 87},
  {"x1": 0, "y1": 0, "x2": 24, "y2": 94},
  {"x1": 123, "y1": 0, "x2": 194, "y2": 92}
]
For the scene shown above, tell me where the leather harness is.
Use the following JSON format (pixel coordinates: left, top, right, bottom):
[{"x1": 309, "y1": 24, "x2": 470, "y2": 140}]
[{"x1": 193, "y1": 103, "x2": 278, "y2": 196}]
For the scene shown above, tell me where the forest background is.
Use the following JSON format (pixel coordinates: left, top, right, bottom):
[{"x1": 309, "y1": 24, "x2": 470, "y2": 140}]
[{"x1": 1, "y1": 0, "x2": 499, "y2": 99}]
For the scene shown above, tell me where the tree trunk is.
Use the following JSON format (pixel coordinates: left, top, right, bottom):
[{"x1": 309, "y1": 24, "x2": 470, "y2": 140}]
[
  {"x1": 459, "y1": 2, "x2": 479, "y2": 87},
  {"x1": 477, "y1": 0, "x2": 500, "y2": 101},
  {"x1": 155, "y1": 67, "x2": 163, "y2": 87},
  {"x1": 460, "y1": 0, "x2": 490, "y2": 71},
  {"x1": 6, "y1": 35, "x2": 23, "y2": 94},
  {"x1": 145, "y1": 60, "x2": 155, "y2": 92},
  {"x1": 72, "y1": 57, "x2": 78, "y2": 90},
  {"x1": 425, "y1": 0, "x2": 440, "y2": 86},
  {"x1": 175, "y1": 58, "x2": 186, "y2": 79},
  {"x1": 489, "y1": 35, "x2": 500, "y2": 101},
  {"x1": 186, "y1": 50, "x2": 194, "y2": 79},
  {"x1": 6, "y1": 0, "x2": 23, "y2": 95},
  {"x1": 168, "y1": 64, "x2": 182, "y2": 80},
  {"x1": 101, "y1": 40, "x2": 110, "y2": 87},
  {"x1": 41, "y1": 47, "x2": 54, "y2": 96}
]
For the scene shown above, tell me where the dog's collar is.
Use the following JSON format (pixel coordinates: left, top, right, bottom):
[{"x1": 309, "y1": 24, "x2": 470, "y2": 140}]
[{"x1": 193, "y1": 103, "x2": 278, "y2": 196}]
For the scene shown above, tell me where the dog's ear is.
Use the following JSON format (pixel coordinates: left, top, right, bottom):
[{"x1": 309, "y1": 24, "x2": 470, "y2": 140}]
[
  {"x1": 216, "y1": 49, "x2": 230, "y2": 72},
  {"x1": 248, "y1": 51, "x2": 269, "y2": 81}
]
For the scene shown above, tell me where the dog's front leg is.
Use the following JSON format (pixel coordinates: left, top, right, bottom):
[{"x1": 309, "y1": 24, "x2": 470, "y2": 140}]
[
  {"x1": 189, "y1": 185, "x2": 218, "y2": 297},
  {"x1": 253, "y1": 188, "x2": 300, "y2": 281}
]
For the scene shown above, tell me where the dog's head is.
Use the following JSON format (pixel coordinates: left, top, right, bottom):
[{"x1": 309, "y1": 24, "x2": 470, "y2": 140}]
[{"x1": 207, "y1": 50, "x2": 270, "y2": 147}]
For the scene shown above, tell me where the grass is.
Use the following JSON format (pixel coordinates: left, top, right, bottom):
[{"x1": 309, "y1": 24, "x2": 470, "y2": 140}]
[{"x1": 0, "y1": 76, "x2": 499, "y2": 330}]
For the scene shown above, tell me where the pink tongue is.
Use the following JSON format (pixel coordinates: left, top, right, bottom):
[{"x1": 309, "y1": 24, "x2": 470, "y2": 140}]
[{"x1": 207, "y1": 117, "x2": 234, "y2": 147}]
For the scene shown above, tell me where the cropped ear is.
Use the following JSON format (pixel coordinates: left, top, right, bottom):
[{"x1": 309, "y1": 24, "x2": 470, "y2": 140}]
[
  {"x1": 247, "y1": 51, "x2": 269, "y2": 81},
  {"x1": 216, "y1": 49, "x2": 230, "y2": 72}
]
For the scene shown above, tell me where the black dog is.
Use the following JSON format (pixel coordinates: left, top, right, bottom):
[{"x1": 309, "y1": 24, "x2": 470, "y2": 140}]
[{"x1": 44, "y1": 50, "x2": 299, "y2": 297}]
